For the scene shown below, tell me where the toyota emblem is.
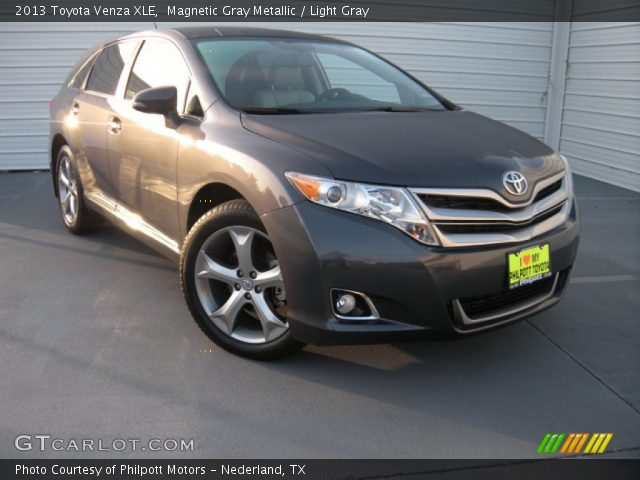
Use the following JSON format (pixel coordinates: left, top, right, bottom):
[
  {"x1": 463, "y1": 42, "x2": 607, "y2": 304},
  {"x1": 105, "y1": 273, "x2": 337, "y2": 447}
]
[{"x1": 502, "y1": 171, "x2": 528, "y2": 196}]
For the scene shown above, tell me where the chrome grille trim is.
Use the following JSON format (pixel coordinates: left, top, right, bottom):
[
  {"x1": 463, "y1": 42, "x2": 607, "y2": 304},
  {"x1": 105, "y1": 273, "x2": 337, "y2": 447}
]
[
  {"x1": 411, "y1": 171, "x2": 566, "y2": 210},
  {"x1": 409, "y1": 170, "x2": 571, "y2": 248},
  {"x1": 436, "y1": 201, "x2": 570, "y2": 247},
  {"x1": 422, "y1": 183, "x2": 567, "y2": 223}
]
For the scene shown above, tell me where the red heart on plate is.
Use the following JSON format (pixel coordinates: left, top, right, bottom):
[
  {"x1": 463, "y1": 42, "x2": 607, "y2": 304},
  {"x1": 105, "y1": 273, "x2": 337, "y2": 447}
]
[{"x1": 522, "y1": 255, "x2": 531, "y2": 265}]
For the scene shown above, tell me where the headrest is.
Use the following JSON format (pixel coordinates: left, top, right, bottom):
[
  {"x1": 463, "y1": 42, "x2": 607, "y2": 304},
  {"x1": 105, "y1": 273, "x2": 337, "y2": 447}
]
[{"x1": 270, "y1": 66, "x2": 305, "y2": 89}]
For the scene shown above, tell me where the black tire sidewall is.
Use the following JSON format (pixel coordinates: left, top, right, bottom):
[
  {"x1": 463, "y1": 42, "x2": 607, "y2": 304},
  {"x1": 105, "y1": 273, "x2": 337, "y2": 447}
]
[{"x1": 180, "y1": 200, "x2": 300, "y2": 360}]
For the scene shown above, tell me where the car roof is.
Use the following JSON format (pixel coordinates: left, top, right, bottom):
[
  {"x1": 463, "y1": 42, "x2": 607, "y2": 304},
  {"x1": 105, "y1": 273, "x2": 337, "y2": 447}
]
[{"x1": 167, "y1": 26, "x2": 347, "y2": 43}]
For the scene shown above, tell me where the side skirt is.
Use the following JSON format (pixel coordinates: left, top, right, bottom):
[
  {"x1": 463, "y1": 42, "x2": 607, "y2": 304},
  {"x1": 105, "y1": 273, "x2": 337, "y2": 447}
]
[{"x1": 86, "y1": 191, "x2": 180, "y2": 262}]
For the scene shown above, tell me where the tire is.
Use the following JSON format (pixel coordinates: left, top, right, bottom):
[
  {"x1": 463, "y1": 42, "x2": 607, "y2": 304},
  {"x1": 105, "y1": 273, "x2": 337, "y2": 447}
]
[
  {"x1": 180, "y1": 199, "x2": 303, "y2": 360},
  {"x1": 55, "y1": 145, "x2": 103, "y2": 234}
]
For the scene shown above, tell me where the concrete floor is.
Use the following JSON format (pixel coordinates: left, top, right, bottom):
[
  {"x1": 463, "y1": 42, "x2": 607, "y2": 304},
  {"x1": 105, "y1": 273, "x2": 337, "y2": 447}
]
[{"x1": 0, "y1": 172, "x2": 638, "y2": 459}]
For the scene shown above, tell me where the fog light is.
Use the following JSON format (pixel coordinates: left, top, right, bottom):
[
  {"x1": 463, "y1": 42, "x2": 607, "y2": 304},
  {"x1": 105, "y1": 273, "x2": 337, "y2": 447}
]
[
  {"x1": 336, "y1": 294, "x2": 356, "y2": 314},
  {"x1": 331, "y1": 289, "x2": 379, "y2": 320}
]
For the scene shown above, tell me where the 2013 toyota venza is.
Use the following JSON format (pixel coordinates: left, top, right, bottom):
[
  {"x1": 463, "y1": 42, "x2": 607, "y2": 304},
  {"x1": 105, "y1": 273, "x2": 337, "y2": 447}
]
[{"x1": 49, "y1": 27, "x2": 579, "y2": 359}]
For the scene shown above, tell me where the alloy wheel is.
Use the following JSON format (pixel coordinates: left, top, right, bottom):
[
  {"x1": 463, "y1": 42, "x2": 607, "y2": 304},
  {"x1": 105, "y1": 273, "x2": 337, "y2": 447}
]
[
  {"x1": 58, "y1": 156, "x2": 79, "y2": 225},
  {"x1": 194, "y1": 226, "x2": 288, "y2": 344}
]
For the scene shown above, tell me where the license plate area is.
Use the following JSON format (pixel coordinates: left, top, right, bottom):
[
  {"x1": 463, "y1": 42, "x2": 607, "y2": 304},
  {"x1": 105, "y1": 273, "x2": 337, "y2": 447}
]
[{"x1": 508, "y1": 244, "x2": 552, "y2": 289}]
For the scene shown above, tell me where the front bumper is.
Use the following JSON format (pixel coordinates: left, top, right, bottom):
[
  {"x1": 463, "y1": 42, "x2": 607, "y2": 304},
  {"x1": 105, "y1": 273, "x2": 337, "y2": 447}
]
[{"x1": 261, "y1": 199, "x2": 579, "y2": 345}]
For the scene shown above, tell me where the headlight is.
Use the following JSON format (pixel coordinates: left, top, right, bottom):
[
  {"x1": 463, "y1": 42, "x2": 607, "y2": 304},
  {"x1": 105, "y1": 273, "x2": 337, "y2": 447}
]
[
  {"x1": 559, "y1": 154, "x2": 574, "y2": 196},
  {"x1": 286, "y1": 172, "x2": 439, "y2": 246}
]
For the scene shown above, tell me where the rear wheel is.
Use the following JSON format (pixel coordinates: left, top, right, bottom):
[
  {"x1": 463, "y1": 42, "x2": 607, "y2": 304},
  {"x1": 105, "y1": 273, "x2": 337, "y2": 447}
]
[
  {"x1": 180, "y1": 200, "x2": 302, "y2": 359},
  {"x1": 55, "y1": 145, "x2": 102, "y2": 234}
]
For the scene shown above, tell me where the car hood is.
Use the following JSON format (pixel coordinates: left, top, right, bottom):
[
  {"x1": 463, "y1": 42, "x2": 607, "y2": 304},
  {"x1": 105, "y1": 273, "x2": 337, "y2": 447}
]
[{"x1": 241, "y1": 110, "x2": 564, "y2": 202}]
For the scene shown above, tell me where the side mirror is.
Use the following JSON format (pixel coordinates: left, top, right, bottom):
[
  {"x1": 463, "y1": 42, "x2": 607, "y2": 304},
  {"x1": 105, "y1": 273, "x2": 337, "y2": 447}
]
[{"x1": 132, "y1": 86, "x2": 180, "y2": 128}]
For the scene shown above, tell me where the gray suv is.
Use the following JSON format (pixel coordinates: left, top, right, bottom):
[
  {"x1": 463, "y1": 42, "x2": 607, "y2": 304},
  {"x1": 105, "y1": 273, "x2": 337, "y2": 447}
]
[{"x1": 49, "y1": 27, "x2": 579, "y2": 359}]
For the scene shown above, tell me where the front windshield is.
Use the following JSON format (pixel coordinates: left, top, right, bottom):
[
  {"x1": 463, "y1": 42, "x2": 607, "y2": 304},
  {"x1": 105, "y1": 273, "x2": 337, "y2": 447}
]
[{"x1": 194, "y1": 38, "x2": 446, "y2": 113}]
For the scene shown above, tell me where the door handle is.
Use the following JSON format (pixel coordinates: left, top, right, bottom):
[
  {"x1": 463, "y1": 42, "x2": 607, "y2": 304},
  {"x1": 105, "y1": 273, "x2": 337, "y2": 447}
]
[
  {"x1": 107, "y1": 116, "x2": 122, "y2": 134},
  {"x1": 71, "y1": 102, "x2": 80, "y2": 115}
]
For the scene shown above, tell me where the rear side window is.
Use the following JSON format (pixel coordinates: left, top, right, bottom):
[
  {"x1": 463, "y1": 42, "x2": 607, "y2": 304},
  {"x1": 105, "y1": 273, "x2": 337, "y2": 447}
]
[
  {"x1": 69, "y1": 54, "x2": 97, "y2": 89},
  {"x1": 86, "y1": 41, "x2": 136, "y2": 95},
  {"x1": 125, "y1": 39, "x2": 190, "y2": 110}
]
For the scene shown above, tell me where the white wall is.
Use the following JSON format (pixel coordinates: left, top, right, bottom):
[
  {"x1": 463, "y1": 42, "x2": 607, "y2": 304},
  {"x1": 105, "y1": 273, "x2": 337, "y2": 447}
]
[
  {"x1": 0, "y1": 23, "x2": 145, "y2": 169},
  {"x1": 558, "y1": 22, "x2": 640, "y2": 191}
]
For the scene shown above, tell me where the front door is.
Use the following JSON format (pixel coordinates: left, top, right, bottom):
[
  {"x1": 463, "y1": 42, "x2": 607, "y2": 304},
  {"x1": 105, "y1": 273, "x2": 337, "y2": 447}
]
[{"x1": 107, "y1": 38, "x2": 191, "y2": 242}]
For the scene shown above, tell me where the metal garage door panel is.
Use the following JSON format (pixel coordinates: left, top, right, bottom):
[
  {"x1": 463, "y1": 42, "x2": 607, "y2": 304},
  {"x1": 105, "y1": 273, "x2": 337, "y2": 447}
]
[{"x1": 559, "y1": 21, "x2": 640, "y2": 191}]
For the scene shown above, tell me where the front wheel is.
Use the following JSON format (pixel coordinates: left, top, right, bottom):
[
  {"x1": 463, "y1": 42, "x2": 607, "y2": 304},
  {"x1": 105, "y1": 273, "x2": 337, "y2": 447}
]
[{"x1": 180, "y1": 200, "x2": 302, "y2": 360}]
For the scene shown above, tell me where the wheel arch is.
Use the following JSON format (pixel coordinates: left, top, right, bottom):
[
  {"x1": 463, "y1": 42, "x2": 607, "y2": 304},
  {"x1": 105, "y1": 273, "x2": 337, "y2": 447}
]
[{"x1": 185, "y1": 182, "x2": 246, "y2": 235}]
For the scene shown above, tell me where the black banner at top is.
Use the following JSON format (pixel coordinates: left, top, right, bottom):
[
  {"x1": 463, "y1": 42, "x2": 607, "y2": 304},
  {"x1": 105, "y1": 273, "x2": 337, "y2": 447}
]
[{"x1": 3, "y1": 0, "x2": 640, "y2": 22}]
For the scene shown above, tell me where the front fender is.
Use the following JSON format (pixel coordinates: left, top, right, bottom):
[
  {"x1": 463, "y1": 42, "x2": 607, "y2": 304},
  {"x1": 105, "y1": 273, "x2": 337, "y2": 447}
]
[{"x1": 175, "y1": 105, "x2": 332, "y2": 242}]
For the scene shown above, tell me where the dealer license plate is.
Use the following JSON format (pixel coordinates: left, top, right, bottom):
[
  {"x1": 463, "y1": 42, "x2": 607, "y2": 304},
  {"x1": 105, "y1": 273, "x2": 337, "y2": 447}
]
[{"x1": 508, "y1": 244, "x2": 552, "y2": 289}]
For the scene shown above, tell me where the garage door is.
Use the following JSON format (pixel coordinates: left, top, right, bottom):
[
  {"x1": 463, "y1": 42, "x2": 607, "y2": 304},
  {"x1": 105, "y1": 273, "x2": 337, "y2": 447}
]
[
  {"x1": 0, "y1": 22, "x2": 554, "y2": 171},
  {"x1": 558, "y1": 22, "x2": 640, "y2": 192},
  {"x1": 0, "y1": 23, "x2": 146, "y2": 170}
]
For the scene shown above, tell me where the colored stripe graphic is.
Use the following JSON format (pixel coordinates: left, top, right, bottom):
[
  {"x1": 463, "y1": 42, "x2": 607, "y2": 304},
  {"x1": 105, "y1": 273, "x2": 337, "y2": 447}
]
[
  {"x1": 584, "y1": 434, "x2": 598, "y2": 453},
  {"x1": 538, "y1": 433, "x2": 612, "y2": 454},
  {"x1": 550, "y1": 433, "x2": 565, "y2": 453},
  {"x1": 560, "y1": 433, "x2": 575, "y2": 453},
  {"x1": 574, "y1": 433, "x2": 589, "y2": 453},
  {"x1": 564, "y1": 433, "x2": 587, "y2": 453},
  {"x1": 585, "y1": 433, "x2": 613, "y2": 454},
  {"x1": 545, "y1": 434, "x2": 558, "y2": 453},
  {"x1": 597, "y1": 433, "x2": 613, "y2": 453},
  {"x1": 537, "y1": 434, "x2": 552, "y2": 454},
  {"x1": 537, "y1": 433, "x2": 565, "y2": 454}
]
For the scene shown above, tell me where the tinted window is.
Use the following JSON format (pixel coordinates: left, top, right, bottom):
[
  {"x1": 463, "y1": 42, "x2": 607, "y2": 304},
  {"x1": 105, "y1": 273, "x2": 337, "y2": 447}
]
[
  {"x1": 125, "y1": 39, "x2": 190, "y2": 111},
  {"x1": 86, "y1": 42, "x2": 136, "y2": 95},
  {"x1": 69, "y1": 54, "x2": 97, "y2": 89}
]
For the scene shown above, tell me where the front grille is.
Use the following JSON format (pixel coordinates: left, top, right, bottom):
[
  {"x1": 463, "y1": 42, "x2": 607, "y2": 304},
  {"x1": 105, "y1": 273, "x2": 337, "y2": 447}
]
[
  {"x1": 409, "y1": 171, "x2": 570, "y2": 247},
  {"x1": 534, "y1": 179, "x2": 563, "y2": 202},
  {"x1": 419, "y1": 179, "x2": 564, "y2": 213},
  {"x1": 420, "y1": 194, "x2": 508, "y2": 211},
  {"x1": 458, "y1": 275, "x2": 556, "y2": 318},
  {"x1": 437, "y1": 205, "x2": 563, "y2": 235}
]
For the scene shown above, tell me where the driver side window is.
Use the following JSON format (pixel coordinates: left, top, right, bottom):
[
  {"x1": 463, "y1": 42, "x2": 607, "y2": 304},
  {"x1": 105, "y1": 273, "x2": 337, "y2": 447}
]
[
  {"x1": 126, "y1": 39, "x2": 190, "y2": 112},
  {"x1": 317, "y1": 53, "x2": 400, "y2": 103}
]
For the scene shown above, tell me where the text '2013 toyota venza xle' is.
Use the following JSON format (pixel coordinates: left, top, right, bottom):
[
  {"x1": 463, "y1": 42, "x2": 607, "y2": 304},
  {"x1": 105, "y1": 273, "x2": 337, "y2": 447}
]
[{"x1": 49, "y1": 27, "x2": 579, "y2": 359}]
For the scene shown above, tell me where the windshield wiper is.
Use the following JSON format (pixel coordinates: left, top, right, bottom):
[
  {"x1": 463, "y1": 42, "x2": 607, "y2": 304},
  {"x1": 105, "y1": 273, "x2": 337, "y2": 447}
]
[
  {"x1": 241, "y1": 107, "x2": 307, "y2": 115},
  {"x1": 242, "y1": 106, "x2": 442, "y2": 114},
  {"x1": 362, "y1": 106, "x2": 441, "y2": 112}
]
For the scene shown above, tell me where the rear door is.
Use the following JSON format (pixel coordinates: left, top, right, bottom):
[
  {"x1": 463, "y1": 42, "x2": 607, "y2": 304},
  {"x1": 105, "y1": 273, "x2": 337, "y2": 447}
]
[
  {"x1": 75, "y1": 41, "x2": 137, "y2": 199},
  {"x1": 107, "y1": 38, "x2": 192, "y2": 241}
]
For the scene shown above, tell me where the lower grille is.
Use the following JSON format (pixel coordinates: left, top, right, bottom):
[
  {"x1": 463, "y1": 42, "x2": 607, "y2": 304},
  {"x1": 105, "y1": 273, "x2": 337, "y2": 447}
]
[
  {"x1": 458, "y1": 275, "x2": 556, "y2": 318},
  {"x1": 450, "y1": 270, "x2": 568, "y2": 329}
]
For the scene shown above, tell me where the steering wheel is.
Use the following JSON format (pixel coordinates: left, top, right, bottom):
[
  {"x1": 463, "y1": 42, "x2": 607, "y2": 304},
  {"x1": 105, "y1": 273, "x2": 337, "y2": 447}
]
[{"x1": 317, "y1": 87, "x2": 351, "y2": 102}]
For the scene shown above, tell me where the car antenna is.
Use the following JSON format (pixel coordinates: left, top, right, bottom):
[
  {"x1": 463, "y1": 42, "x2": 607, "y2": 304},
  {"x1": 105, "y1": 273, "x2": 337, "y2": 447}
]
[{"x1": 153, "y1": 22, "x2": 158, "y2": 30}]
